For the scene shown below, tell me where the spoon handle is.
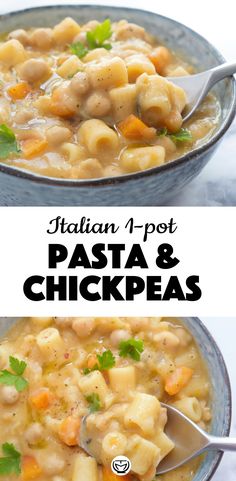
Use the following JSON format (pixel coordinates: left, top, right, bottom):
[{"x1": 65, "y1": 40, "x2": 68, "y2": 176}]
[
  {"x1": 210, "y1": 61, "x2": 236, "y2": 84},
  {"x1": 208, "y1": 435, "x2": 236, "y2": 452}
]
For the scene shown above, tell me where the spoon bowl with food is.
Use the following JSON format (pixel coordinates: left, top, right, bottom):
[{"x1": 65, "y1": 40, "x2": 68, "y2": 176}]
[{"x1": 80, "y1": 402, "x2": 236, "y2": 477}]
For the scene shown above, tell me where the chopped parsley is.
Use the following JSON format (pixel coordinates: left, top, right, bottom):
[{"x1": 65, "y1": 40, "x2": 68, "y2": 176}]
[
  {"x1": 86, "y1": 393, "x2": 101, "y2": 412},
  {"x1": 83, "y1": 349, "x2": 115, "y2": 375},
  {"x1": 0, "y1": 356, "x2": 28, "y2": 392},
  {"x1": 157, "y1": 127, "x2": 193, "y2": 143},
  {"x1": 69, "y1": 18, "x2": 112, "y2": 59},
  {"x1": 0, "y1": 124, "x2": 21, "y2": 159},
  {"x1": 119, "y1": 338, "x2": 144, "y2": 361},
  {"x1": 0, "y1": 443, "x2": 21, "y2": 475},
  {"x1": 69, "y1": 42, "x2": 88, "y2": 59}
]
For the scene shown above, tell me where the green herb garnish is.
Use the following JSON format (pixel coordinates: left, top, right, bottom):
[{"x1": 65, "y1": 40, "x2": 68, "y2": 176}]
[
  {"x1": 86, "y1": 393, "x2": 101, "y2": 412},
  {"x1": 83, "y1": 349, "x2": 115, "y2": 375},
  {"x1": 119, "y1": 338, "x2": 144, "y2": 361},
  {"x1": 0, "y1": 443, "x2": 21, "y2": 475},
  {"x1": 0, "y1": 356, "x2": 28, "y2": 392},
  {"x1": 157, "y1": 127, "x2": 192, "y2": 143},
  {"x1": 97, "y1": 350, "x2": 116, "y2": 370},
  {"x1": 86, "y1": 19, "x2": 112, "y2": 50},
  {"x1": 69, "y1": 41, "x2": 88, "y2": 59},
  {"x1": 69, "y1": 19, "x2": 112, "y2": 59},
  {"x1": 0, "y1": 124, "x2": 21, "y2": 159}
]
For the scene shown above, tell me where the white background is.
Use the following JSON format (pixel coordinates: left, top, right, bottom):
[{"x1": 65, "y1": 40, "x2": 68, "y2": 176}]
[{"x1": 0, "y1": 0, "x2": 235, "y2": 205}]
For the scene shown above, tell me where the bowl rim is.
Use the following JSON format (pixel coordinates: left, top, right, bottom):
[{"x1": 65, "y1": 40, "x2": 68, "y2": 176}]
[
  {"x1": 0, "y1": 4, "x2": 235, "y2": 188},
  {"x1": 183, "y1": 316, "x2": 232, "y2": 481}
]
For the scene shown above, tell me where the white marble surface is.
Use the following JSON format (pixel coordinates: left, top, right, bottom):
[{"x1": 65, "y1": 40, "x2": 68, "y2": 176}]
[{"x1": 0, "y1": 0, "x2": 235, "y2": 205}]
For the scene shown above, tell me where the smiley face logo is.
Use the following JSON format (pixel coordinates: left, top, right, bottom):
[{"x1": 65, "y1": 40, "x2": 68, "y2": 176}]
[{"x1": 111, "y1": 456, "x2": 132, "y2": 476}]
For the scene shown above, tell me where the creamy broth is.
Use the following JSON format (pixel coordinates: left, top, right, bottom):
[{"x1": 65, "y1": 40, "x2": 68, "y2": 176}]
[
  {"x1": 0, "y1": 317, "x2": 211, "y2": 481},
  {"x1": 0, "y1": 18, "x2": 220, "y2": 179}
]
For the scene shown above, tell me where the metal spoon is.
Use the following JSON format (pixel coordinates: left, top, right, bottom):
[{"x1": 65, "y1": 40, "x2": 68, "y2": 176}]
[
  {"x1": 157, "y1": 403, "x2": 236, "y2": 474},
  {"x1": 80, "y1": 403, "x2": 236, "y2": 474},
  {"x1": 167, "y1": 61, "x2": 236, "y2": 122}
]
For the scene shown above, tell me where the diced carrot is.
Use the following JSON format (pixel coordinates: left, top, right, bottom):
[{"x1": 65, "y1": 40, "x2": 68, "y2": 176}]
[
  {"x1": 118, "y1": 114, "x2": 155, "y2": 140},
  {"x1": 29, "y1": 387, "x2": 54, "y2": 409},
  {"x1": 21, "y1": 138, "x2": 48, "y2": 159},
  {"x1": 7, "y1": 82, "x2": 31, "y2": 100},
  {"x1": 103, "y1": 466, "x2": 132, "y2": 481},
  {"x1": 148, "y1": 46, "x2": 172, "y2": 74},
  {"x1": 87, "y1": 353, "x2": 98, "y2": 370},
  {"x1": 165, "y1": 366, "x2": 193, "y2": 396},
  {"x1": 21, "y1": 455, "x2": 42, "y2": 481},
  {"x1": 58, "y1": 416, "x2": 81, "y2": 446}
]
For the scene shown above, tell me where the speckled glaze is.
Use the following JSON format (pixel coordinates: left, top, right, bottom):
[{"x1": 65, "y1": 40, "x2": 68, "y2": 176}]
[
  {"x1": 0, "y1": 316, "x2": 231, "y2": 481},
  {"x1": 0, "y1": 5, "x2": 235, "y2": 206}
]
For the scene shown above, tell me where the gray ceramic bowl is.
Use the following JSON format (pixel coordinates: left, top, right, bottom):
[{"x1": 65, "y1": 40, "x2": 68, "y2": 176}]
[
  {"x1": 0, "y1": 316, "x2": 231, "y2": 481},
  {"x1": 0, "y1": 6, "x2": 235, "y2": 205}
]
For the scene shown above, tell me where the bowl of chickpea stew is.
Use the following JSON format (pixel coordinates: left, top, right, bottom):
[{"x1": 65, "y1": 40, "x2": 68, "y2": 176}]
[
  {"x1": 0, "y1": 5, "x2": 235, "y2": 205},
  {"x1": 0, "y1": 316, "x2": 231, "y2": 481}
]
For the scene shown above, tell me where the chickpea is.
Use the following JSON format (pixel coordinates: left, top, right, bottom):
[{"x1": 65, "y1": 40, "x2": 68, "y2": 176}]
[
  {"x1": 0, "y1": 98, "x2": 10, "y2": 123},
  {"x1": 14, "y1": 109, "x2": 34, "y2": 124},
  {"x1": 1, "y1": 386, "x2": 19, "y2": 405},
  {"x1": 70, "y1": 72, "x2": 90, "y2": 96},
  {"x1": 42, "y1": 453, "x2": 65, "y2": 475},
  {"x1": 116, "y1": 22, "x2": 145, "y2": 40},
  {"x1": 83, "y1": 20, "x2": 100, "y2": 31},
  {"x1": 73, "y1": 31, "x2": 87, "y2": 45},
  {"x1": 46, "y1": 125, "x2": 72, "y2": 146},
  {"x1": 8, "y1": 29, "x2": 29, "y2": 46},
  {"x1": 153, "y1": 331, "x2": 180, "y2": 349},
  {"x1": 110, "y1": 330, "x2": 130, "y2": 347},
  {"x1": 71, "y1": 158, "x2": 103, "y2": 179},
  {"x1": 25, "y1": 423, "x2": 44, "y2": 445},
  {"x1": 30, "y1": 28, "x2": 53, "y2": 50},
  {"x1": 72, "y1": 318, "x2": 95, "y2": 338},
  {"x1": 156, "y1": 135, "x2": 177, "y2": 154},
  {"x1": 54, "y1": 317, "x2": 72, "y2": 328},
  {"x1": 164, "y1": 109, "x2": 183, "y2": 133},
  {"x1": 175, "y1": 327, "x2": 192, "y2": 347},
  {"x1": 85, "y1": 91, "x2": 111, "y2": 117},
  {"x1": 18, "y1": 58, "x2": 51, "y2": 84}
]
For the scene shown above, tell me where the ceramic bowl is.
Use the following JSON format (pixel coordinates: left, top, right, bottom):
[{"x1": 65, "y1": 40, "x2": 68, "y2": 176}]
[
  {"x1": 0, "y1": 316, "x2": 231, "y2": 481},
  {"x1": 0, "y1": 5, "x2": 235, "y2": 206}
]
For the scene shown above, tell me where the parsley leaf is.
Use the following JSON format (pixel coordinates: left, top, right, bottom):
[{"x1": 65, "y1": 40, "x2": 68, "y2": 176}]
[
  {"x1": 0, "y1": 124, "x2": 21, "y2": 159},
  {"x1": 69, "y1": 41, "x2": 88, "y2": 59},
  {"x1": 119, "y1": 338, "x2": 144, "y2": 361},
  {"x1": 97, "y1": 350, "x2": 115, "y2": 370},
  {"x1": 169, "y1": 128, "x2": 193, "y2": 142},
  {"x1": 9, "y1": 356, "x2": 27, "y2": 376},
  {"x1": 0, "y1": 443, "x2": 21, "y2": 475},
  {"x1": 86, "y1": 393, "x2": 101, "y2": 412},
  {"x1": 83, "y1": 350, "x2": 115, "y2": 375},
  {"x1": 0, "y1": 356, "x2": 28, "y2": 392},
  {"x1": 86, "y1": 19, "x2": 112, "y2": 51},
  {"x1": 157, "y1": 127, "x2": 192, "y2": 143}
]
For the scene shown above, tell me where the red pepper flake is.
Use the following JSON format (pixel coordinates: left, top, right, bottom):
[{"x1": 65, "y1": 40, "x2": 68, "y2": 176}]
[{"x1": 64, "y1": 352, "x2": 70, "y2": 359}]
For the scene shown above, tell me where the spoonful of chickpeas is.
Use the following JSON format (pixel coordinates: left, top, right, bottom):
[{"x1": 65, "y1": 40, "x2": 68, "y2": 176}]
[
  {"x1": 79, "y1": 403, "x2": 236, "y2": 475},
  {"x1": 167, "y1": 62, "x2": 236, "y2": 122}
]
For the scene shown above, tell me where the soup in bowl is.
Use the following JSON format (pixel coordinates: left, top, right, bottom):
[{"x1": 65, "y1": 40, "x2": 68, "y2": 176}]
[
  {"x1": 0, "y1": 316, "x2": 231, "y2": 481},
  {"x1": 0, "y1": 6, "x2": 234, "y2": 205}
]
